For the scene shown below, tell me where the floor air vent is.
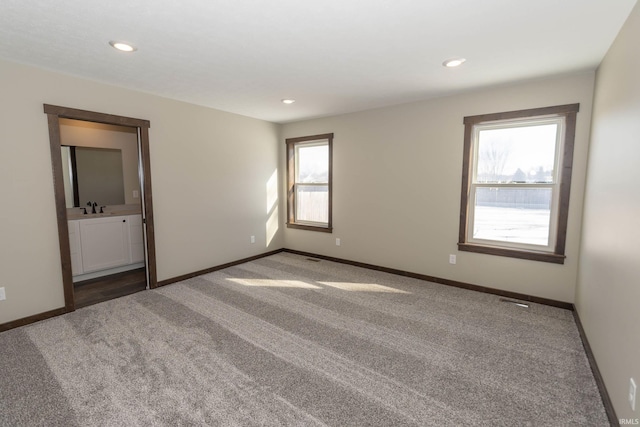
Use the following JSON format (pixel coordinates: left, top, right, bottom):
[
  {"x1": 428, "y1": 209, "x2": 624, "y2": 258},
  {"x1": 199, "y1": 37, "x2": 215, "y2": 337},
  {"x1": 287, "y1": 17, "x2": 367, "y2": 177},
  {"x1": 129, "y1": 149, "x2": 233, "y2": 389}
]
[
  {"x1": 499, "y1": 298, "x2": 530, "y2": 308},
  {"x1": 305, "y1": 258, "x2": 321, "y2": 262}
]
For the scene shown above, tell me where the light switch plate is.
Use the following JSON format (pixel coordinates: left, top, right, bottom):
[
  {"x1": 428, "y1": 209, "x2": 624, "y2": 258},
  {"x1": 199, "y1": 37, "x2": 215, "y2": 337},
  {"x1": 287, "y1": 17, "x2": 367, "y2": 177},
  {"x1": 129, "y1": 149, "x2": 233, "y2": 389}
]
[
  {"x1": 0, "y1": 287, "x2": 6, "y2": 301},
  {"x1": 630, "y1": 378, "x2": 637, "y2": 411}
]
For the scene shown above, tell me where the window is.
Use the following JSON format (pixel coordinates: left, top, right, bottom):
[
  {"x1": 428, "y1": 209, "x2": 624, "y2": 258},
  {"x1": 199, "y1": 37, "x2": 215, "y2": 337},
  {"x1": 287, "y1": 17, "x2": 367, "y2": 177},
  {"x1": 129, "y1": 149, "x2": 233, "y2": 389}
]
[
  {"x1": 286, "y1": 133, "x2": 333, "y2": 232},
  {"x1": 458, "y1": 104, "x2": 579, "y2": 264}
]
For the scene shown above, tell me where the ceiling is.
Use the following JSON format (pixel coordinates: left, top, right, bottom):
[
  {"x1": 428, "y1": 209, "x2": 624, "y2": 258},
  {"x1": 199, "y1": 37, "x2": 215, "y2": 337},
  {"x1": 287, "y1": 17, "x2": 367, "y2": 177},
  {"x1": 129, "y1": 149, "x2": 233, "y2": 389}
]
[{"x1": 0, "y1": 1, "x2": 636, "y2": 123}]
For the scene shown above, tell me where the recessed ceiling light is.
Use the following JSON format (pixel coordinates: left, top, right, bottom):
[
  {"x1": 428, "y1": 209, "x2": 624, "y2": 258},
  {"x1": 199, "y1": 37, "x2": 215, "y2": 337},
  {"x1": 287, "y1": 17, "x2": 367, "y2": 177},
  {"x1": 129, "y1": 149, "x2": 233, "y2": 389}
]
[
  {"x1": 109, "y1": 41, "x2": 137, "y2": 52},
  {"x1": 443, "y1": 58, "x2": 466, "y2": 68},
  {"x1": 281, "y1": 99, "x2": 296, "y2": 104}
]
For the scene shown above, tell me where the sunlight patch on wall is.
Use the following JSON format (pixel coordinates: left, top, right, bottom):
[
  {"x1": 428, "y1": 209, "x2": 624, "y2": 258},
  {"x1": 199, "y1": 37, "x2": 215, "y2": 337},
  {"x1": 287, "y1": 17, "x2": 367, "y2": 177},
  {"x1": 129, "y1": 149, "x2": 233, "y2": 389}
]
[
  {"x1": 227, "y1": 278, "x2": 321, "y2": 289},
  {"x1": 266, "y1": 169, "x2": 279, "y2": 247},
  {"x1": 318, "y1": 282, "x2": 410, "y2": 293},
  {"x1": 266, "y1": 206, "x2": 278, "y2": 247},
  {"x1": 266, "y1": 169, "x2": 278, "y2": 214}
]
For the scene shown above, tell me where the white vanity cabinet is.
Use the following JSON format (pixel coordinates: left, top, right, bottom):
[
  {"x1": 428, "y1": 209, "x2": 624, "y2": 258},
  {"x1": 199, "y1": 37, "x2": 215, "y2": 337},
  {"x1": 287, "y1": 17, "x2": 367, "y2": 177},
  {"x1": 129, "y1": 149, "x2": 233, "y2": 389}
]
[
  {"x1": 68, "y1": 214, "x2": 144, "y2": 279},
  {"x1": 127, "y1": 214, "x2": 145, "y2": 264},
  {"x1": 68, "y1": 220, "x2": 83, "y2": 276},
  {"x1": 79, "y1": 216, "x2": 131, "y2": 273}
]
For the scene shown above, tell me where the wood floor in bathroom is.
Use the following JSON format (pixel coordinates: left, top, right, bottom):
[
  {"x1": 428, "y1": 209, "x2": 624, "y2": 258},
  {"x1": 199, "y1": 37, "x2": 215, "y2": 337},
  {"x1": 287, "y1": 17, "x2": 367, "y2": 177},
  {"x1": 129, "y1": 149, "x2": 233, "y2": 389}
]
[{"x1": 73, "y1": 268, "x2": 147, "y2": 309}]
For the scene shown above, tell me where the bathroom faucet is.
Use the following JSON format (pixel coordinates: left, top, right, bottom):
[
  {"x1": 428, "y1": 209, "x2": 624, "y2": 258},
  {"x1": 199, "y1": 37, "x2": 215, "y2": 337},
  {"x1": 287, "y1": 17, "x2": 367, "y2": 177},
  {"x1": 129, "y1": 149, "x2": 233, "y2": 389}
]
[{"x1": 86, "y1": 201, "x2": 98, "y2": 214}]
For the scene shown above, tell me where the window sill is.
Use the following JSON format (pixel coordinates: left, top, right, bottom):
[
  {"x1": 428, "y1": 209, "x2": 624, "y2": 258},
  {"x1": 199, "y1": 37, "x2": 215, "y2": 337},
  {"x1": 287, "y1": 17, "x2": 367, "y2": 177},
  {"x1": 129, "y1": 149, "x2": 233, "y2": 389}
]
[
  {"x1": 457, "y1": 242, "x2": 565, "y2": 264},
  {"x1": 287, "y1": 223, "x2": 333, "y2": 233}
]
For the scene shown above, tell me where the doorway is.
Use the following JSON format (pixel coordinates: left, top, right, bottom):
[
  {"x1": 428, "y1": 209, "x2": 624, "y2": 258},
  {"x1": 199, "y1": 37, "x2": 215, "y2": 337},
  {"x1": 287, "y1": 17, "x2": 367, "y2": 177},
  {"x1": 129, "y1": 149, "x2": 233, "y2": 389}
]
[{"x1": 44, "y1": 104, "x2": 157, "y2": 312}]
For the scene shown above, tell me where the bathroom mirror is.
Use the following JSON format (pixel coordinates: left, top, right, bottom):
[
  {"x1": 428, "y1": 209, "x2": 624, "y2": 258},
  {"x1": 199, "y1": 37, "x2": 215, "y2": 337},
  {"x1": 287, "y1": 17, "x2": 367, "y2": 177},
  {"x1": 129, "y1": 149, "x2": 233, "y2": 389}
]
[
  {"x1": 59, "y1": 118, "x2": 141, "y2": 210},
  {"x1": 61, "y1": 146, "x2": 126, "y2": 208}
]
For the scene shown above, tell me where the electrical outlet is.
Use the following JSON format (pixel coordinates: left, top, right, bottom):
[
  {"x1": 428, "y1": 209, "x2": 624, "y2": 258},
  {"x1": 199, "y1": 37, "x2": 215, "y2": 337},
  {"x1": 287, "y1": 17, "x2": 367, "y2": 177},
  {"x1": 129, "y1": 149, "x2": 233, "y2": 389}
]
[
  {"x1": 336, "y1": 238, "x2": 341, "y2": 246},
  {"x1": 0, "y1": 287, "x2": 6, "y2": 301},
  {"x1": 630, "y1": 378, "x2": 637, "y2": 411},
  {"x1": 449, "y1": 254, "x2": 457, "y2": 264},
  {"x1": 250, "y1": 235, "x2": 256, "y2": 244},
  {"x1": 133, "y1": 190, "x2": 139, "y2": 198}
]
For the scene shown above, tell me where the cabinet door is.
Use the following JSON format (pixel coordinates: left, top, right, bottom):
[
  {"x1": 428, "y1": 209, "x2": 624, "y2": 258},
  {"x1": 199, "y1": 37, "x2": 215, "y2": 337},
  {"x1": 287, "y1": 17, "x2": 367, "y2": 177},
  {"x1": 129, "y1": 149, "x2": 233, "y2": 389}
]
[
  {"x1": 128, "y1": 215, "x2": 145, "y2": 263},
  {"x1": 68, "y1": 220, "x2": 83, "y2": 276},
  {"x1": 79, "y1": 217, "x2": 131, "y2": 273}
]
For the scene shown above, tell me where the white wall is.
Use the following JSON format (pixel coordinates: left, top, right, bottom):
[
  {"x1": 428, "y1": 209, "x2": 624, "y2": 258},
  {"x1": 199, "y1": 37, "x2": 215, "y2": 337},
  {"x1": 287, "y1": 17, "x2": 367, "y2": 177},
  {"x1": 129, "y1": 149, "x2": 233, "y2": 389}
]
[
  {"x1": 282, "y1": 73, "x2": 595, "y2": 303},
  {"x1": 0, "y1": 59, "x2": 282, "y2": 324},
  {"x1": 576, "y1": 1, "x2": 640, "y2": 421}
]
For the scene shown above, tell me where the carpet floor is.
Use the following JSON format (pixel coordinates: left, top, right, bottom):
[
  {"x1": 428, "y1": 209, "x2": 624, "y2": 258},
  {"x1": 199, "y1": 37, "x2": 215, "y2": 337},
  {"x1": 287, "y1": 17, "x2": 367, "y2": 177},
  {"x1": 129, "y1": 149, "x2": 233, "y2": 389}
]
[{"x1": 0, "y1": 252, "x2": 608, "y2": 426}]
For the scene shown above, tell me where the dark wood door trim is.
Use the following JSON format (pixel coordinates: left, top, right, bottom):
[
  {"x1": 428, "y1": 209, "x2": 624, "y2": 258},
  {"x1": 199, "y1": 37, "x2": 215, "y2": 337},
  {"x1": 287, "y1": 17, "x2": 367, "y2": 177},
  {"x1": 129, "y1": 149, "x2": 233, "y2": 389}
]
[
  {"x1": 138, "y1": 126, "x2": 158, "y2": 288},
  {"x1": 44, "y1": 104, "x2": 150, "y2": 128},
  {"x1": 46, "y1": 113, "x2": 75, "y2": 312},
  {"x1": 44, "y1": 104, "x2": 158, "y2": 314}
]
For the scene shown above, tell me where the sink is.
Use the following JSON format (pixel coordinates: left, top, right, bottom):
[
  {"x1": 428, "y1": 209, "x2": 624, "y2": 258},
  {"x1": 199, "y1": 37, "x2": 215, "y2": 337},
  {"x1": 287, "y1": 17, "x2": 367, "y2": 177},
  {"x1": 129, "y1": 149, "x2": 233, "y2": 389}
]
[
  {"x1": 67, "y1": 212, "x2": 117, "y2": 220},
  {"x1": 67, "y1": 210, "x2": 141, "y2": 220}
]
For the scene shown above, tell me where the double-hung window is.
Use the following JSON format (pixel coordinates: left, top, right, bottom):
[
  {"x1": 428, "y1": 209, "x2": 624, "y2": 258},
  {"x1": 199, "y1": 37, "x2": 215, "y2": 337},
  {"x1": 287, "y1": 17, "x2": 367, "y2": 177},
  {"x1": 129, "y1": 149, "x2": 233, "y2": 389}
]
[
  {"x1": 286, "y1": 133, "x2": 333, "y2": 232},
  {"x1": 458, "y1": 104, "x2": 579, "y2": 264}
]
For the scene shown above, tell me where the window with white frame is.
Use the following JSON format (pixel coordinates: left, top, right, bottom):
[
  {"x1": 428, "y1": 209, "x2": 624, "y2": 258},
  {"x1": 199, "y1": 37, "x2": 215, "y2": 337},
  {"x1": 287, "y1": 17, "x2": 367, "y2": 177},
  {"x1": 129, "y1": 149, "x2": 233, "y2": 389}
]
[
  {"x1": 458, "y1": 104, "x2": 579, "y2": 264},
  {"x1": 286, "y1": 133, "x2": 333, "y2": 232}
]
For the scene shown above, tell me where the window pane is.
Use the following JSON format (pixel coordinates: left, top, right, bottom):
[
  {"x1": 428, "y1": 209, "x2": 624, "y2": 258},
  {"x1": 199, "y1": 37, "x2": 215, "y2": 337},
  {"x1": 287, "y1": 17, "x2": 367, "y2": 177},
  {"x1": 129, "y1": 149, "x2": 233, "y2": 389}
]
[
  {"x1": 297, "y1": 144, "x2": 328, "y2": 183},
  {"x1": 296, "y1": 184, "x2": 328, "y2": 224},
  {"x1": 476, "y1": 124, "x2": 557, "y2": 184},
  {"x1": 473, "y1": 187, "x2": 552, "y2": 246}
]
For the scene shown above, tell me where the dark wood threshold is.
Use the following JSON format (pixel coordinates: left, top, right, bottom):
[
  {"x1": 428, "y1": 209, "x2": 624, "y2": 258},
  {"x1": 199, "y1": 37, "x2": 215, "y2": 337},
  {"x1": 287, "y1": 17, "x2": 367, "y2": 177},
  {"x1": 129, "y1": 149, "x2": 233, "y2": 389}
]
[
  {"x1": 74, "y1": 268, "x2": 147, "y2": 309},
  {"x1": 283, "y1": 249, "x2": 573, "y2": 310},
  {"x1": 0, "y1": 307, "x2": 68, "y2": 333},
  {"x1": 572, "y1": 308, "x2": 618, "y2": 426},
  {"x1": 157, "y1": 249, "x2": 285, "y2": 287}
]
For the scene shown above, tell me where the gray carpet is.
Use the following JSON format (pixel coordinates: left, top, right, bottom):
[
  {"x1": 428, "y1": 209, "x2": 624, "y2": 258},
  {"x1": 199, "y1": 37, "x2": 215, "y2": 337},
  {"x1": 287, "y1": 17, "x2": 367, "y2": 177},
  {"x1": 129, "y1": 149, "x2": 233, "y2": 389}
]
[{"x1": 0, "y1": 252, "x2": 608, "y2": 426}]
